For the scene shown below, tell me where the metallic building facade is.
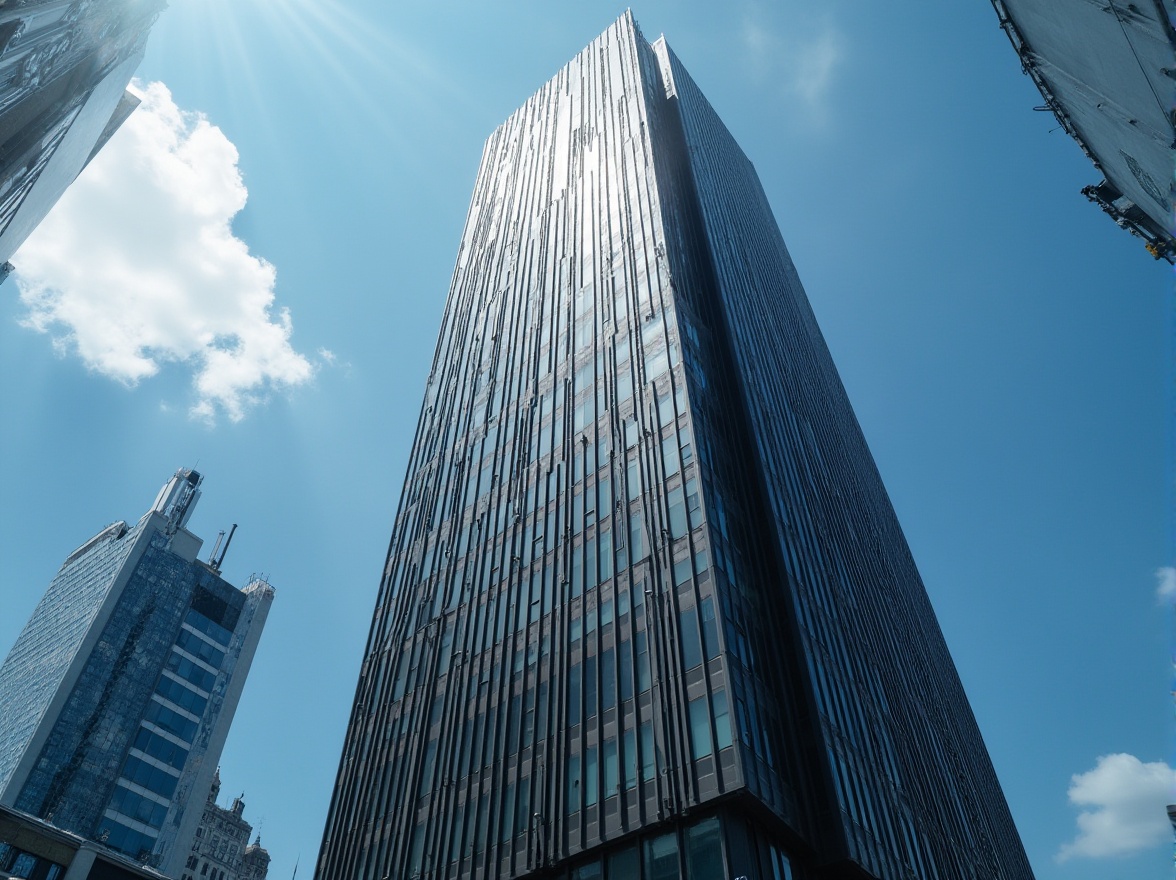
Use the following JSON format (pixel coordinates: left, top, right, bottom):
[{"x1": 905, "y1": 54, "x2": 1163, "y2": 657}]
[
  {"x1": 0, "y1": 0, "x2": 164, "y2": 266},
  {"x1": 318, "y1": 14, "x2": 1033, "y2": 880},
  {"x1": 0, "y1": 470, "x2": 273, "y2": 875}
]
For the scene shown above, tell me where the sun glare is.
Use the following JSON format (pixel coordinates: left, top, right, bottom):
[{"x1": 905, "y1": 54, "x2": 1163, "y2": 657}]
[{"x1": 158, "y1": 0, "x2": 468, "y2": 156}]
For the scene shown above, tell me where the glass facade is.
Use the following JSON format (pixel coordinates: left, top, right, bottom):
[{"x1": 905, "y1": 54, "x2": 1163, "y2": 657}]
[
  {"x1": 317, "y1": 13, "x2": 1033, "y2": 880},
  {"x1": 0, "y1": 0, "x2": 165, "y2": 264},
  {"x1": 0, "y1": 472, "x2": 274, "y2": 873}
]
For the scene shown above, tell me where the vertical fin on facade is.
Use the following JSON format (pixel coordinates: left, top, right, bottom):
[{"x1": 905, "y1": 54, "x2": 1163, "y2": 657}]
[{"x1": 651, "y1": 37, "x2": 677, "y2": 98}]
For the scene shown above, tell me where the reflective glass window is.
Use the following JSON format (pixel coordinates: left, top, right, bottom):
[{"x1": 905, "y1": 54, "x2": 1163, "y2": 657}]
[
  {"x1": 712, "y1": 689, "x2": 733, "y2": 749},
  {"x1": 567, "y1": 754, "x2": 581, "y2": 813},
  {"x1": 685, "y1": 817, "x2": 723, "y2": 878},
  {"x1": 571, "y1": 861, "x2": 603, "y2": 880},
  {"x1": 699, "y1": 598, "x2": 719, "y2": 660},
  {"x1": 623, "y1": 728, "x2": 637, "y2": 788},
  {"x1": 604, "y1": 738, "x2": 619, "y2": 797},
  {"x1": 689, "y1": 696, "x2": 712, "y2": 759},
  {"x1": 641, "y1": 722, "x2": 655, "y2": 781},
  {"x1": 608, "y1": 847, "x2": 639, "y2": 879},
  {"x1": 643, "y1": 832, "x2": 680, "y2": 880}
]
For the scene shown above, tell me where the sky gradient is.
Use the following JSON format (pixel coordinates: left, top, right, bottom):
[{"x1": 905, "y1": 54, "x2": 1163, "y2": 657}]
[{"x1": 0, "y1": 2, "x2": 1170, "y2": 878}]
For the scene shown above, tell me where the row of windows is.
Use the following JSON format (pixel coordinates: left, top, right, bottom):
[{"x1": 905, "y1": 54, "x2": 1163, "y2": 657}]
[
  {"x1": 108, "y1": 782, "x2": 168, "y2": 829},
  {"x1": 184, "y1": 863, "x2": 229, "y2": 880},
  {"x1": 176, "y1": 627, "x2": 225, "y2": 668},
  {"x1": 167, "y1": 647, "x2": 217, "y2": 692},
  {"x1": 422, "y1": 425, "x2": 699, "y2": 619},
  {"x1": 388, "y1": 530, "x2": 713, "y2": 718},
  {"x1": 185, "y1": 607, "x2": 233, "y2": 648},
  {"x1": 565, "y1": 723, "x2": 651, "y2": 813},
  {"x1": 402, "y1": 294, "x2": 692, "y2": 596},
  {"x1": 563, "y1": 688, "x2": 731, "y2": 815},
  {"x1": 119, "y1": 753, "x2": 180, "y2": 799},
  {"x1": 132, "y1": 725, "x2": 189, "y2": 771},
  {"x1": 569, "y1": 819, "x2": 720, "y2": 880},
  {"x1": 156, "y1": 672, "x2": 208, "y2": 716},
  {"x1": 96, "y1": 815, "x2": 157, "y2": 861},
  {"x1": 144, "y1": 699, "x2": 198, "y2": 743},
  {"x1": 411, "y1": 810, "x2": 777, "y2": 880}
]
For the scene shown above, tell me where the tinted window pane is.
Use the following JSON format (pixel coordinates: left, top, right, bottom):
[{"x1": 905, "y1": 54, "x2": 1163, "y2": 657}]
[
  {"x1": 644, "y1": 832, "x2": 680, "y2": 880},
  {"x1": 685, "y1": 817, "x2": 722, "y2": 878}
]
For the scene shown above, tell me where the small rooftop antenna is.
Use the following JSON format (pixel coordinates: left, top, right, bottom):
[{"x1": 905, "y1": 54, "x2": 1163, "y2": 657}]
[
  {"x1": 211, "y1": 523, "x2": 237, "y2": 571},
  {"x1": 207, "y1": 530, "x2": 225, "y2": 567}
]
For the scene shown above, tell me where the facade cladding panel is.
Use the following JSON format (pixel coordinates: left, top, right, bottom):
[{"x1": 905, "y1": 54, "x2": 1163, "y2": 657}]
[
  {"x1": 0, "y1": 471, "x2": 273, "y2": 875},
  {"x1": 317, "y1": 13, "x2": 1033, "y2": 880}
]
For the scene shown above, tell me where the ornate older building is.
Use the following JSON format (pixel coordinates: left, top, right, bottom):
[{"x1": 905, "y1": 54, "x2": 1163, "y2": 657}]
[
  {"x1": 317, "y1": 12, "x2": 1034, "y2": 880},
  {"x1": 179, "y1": 770, "x2": 270, "y2": 880},
  {"x1": 0, "y1": 0, "x2": 165, "y2": 266}
]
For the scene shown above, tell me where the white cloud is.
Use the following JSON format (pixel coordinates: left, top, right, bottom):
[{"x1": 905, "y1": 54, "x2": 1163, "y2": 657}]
[
  {"x1": 790, "y1": 30, "x2": 842, "y2": 106},
  {"x1": 1056, "y1": 753, "x2": 1175, "y2": 861},
  {"x1": 1155, "y1": 566, "x2": 1176, "y2": 603},
  {"x1": 14, "y1": 81, "x2": 315, "y2": 423},
  {"x1": 740, "y1": 6, "x2": 843, "y2": 112}
]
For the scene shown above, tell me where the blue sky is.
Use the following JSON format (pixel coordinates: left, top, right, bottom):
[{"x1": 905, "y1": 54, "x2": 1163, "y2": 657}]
[{"x1": 0, "y1": 1, "x2": 1170, "y2": 876}]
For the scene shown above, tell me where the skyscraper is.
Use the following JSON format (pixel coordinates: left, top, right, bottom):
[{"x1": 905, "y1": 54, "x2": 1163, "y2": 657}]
[
  {"x1": 0, "y1": 0, "x2": 165, "y2": 266},
  {"x1": 0, "y1": 469, "x2": 274, "y2": 875},
  {"x1": 318, "y1": 13, "x2": 1033, "y2": 880}
]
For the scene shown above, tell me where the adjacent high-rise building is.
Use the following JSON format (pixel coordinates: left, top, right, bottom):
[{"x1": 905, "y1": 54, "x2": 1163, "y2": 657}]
[
  {"x1": 987, "y1": 0, "x2": 1175, "y2": 262},
  {"x1": 0, "y1": 469, "x2": 274, "y2": 876},
  {"x1": 0, "y1": 0, "x2": 165, "y2": 266},
  {"x1": 318, "y1": 13, "x2": 1033, "y2": 880}
]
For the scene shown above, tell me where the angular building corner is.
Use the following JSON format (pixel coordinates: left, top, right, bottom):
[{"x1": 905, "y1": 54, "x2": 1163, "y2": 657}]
[
  {"x1": 988, "y1": 0, "x2": 1176, "y2": 262},
  {"x1": 0, "y1": 468, "x2": 274, "y2": 875},
  {"x1": 0, "y1": 0, "x2": 166, "y2": 267},
  {"x1": 317, "y1": 12, "x2": 1034, "y2": 880}
]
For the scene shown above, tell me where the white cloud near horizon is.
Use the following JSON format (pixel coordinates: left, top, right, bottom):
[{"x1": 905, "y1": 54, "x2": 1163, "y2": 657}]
[
  {"x1": 740, "y1": 5, "x2": 843, "y2": 114},
  {"x1": 1056, "y1": 753, "x2": 1175, "y2": 861},
  {"x1": 14, "y1": 81, "x2": 317, "y2": 423},
  {"x1": 1155, "y1": 566, "x2": 1176, "y2": 603}
]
